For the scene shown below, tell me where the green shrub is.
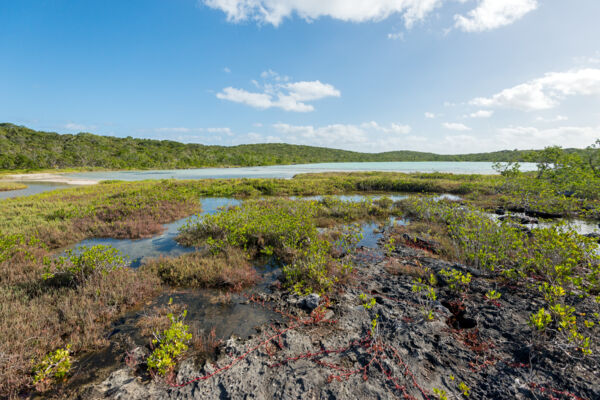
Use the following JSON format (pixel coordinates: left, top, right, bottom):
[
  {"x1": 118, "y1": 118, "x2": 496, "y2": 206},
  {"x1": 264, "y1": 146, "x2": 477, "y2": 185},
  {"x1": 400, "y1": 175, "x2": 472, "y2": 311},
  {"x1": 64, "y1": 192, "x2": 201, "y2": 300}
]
[
  {"x1": 179, "y1": 198, "x2": 363, "y2": 294},
  {"x1": 147, "y1": 306, "x2": 192, "y2": 377},
  {"x1": 439, "y1": 268, "x2": 472, "y2": 293},
  {"x1": 32, "y1": 345, "x2": 72, "y2": 390},
  {"x1": 43, "y1": 245, "x2": 128, "y2": 286}
]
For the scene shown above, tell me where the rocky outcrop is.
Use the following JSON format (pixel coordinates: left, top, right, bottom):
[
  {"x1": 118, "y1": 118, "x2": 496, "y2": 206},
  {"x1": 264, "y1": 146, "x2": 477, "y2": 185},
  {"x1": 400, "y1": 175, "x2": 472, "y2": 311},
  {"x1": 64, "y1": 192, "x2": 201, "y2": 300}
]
[{"x1": 78, "y1": 235, "x2": 600, "y2": 400}]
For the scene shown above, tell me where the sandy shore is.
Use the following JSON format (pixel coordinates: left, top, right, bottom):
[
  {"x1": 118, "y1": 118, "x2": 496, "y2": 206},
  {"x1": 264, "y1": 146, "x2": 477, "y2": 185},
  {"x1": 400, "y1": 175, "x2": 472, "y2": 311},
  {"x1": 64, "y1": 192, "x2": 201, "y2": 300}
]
[{"x1": 2, "y1": 173, "x2": 99, "y2": 185}]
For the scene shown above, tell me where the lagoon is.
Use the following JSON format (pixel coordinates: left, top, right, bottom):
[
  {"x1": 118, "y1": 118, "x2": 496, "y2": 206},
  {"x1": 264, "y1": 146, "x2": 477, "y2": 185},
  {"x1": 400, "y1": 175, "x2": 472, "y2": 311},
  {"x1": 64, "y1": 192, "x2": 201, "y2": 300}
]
[{"x1": 64, "y1": 161, "x2": 538, "y2": 181}]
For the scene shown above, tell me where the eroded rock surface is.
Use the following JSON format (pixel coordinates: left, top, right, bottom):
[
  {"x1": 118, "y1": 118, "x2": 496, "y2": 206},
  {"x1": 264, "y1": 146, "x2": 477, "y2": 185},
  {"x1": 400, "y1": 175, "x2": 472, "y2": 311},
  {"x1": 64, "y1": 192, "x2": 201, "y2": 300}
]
[{"x1": 77, "y1": 233, "x2": 600, "y2": 400}]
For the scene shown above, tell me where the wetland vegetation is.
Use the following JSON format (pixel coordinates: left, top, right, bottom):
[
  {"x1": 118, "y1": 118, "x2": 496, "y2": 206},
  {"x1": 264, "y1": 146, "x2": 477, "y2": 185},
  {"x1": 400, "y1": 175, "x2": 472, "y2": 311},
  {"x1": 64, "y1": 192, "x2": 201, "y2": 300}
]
[
  {"x1": 1, "y1": 143, "x2": 600, "y2": 398},
  {"x1": 0, "y1": 181, "x2": 26, "y2": 192}
]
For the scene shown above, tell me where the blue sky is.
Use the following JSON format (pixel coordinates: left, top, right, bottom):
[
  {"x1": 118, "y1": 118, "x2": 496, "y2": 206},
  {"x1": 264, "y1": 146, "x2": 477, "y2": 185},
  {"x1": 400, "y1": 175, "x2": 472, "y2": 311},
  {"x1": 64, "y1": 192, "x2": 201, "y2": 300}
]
[{"x1": 1, "y1": 0, "x2": 599, "y2": 153}]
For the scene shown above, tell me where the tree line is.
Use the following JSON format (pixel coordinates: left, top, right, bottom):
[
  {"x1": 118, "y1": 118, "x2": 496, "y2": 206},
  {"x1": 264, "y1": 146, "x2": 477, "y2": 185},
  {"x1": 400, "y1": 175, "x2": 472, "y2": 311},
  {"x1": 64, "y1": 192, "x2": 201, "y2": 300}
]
[{"x1": 0, "y1": 123, "x2": 595, "y2": 170}]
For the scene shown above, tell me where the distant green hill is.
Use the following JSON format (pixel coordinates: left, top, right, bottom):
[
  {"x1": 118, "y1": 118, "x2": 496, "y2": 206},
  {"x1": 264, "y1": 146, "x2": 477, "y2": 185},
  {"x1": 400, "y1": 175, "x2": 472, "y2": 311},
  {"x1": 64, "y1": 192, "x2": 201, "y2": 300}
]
[{"x1": 0, "y1": 123, "x2": 590, "y2": 170}]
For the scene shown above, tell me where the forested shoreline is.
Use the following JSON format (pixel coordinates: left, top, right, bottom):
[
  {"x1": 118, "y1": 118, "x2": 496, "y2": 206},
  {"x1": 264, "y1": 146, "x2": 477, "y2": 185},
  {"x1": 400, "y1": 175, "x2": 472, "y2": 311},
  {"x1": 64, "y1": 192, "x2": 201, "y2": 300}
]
[{"x1": 1, "y1": 123, "x2": 593, "y2": 170}]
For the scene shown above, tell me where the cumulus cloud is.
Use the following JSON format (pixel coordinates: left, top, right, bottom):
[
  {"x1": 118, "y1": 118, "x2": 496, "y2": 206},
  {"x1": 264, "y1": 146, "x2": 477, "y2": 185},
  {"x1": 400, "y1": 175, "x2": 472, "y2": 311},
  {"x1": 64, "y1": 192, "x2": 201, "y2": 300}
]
[
  {"x1": 496, "y1": 125, "x2": 600, "y2": 149},
  {"x1": 204, "y1": 0, "x2": 537, "y2": 31},
  {"x1": 424, "y1": 112, "x2": 436, "y2": 119},
  {"x1": 535, "y1": 115, "x2": 568, "y2": 123},
  {"x1": 470, "y1": 68, "x2": 600, "y2": 111},
  {"x1": 217, "y1": 71, "x2": 340, "y2": 112},
  {"x1": 441, "y1": 125, "x2": 600, "y2": 153},
  {"x1": 265, "y1": 122, "x2": 599, "y2": 153},
  {"x1": 271, "y1": 121, "x2": 413, "y2": 152},
  {"x1": 454, "y1": 0, "x2": 538, "y2": 32},
  {"x1": 467, "y1": 110, "x2": 494, "y2": 118},
  {"x1": 217, "y1": 87, "x2": 275, "y2": 109},
  {"x1": 574, "y1": 54, "x2": 600, "y2": 66},
  {"x1": 203, "y1": 0, "x2": 443, "y2": 27},
  {"x1": 442, "y1": 122, "x2": 471, "y2": 131}
]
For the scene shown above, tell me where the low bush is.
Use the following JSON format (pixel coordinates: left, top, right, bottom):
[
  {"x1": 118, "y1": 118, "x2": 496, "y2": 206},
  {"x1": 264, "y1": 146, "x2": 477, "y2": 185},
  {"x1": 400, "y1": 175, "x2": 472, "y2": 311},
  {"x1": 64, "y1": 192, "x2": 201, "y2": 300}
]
[
  {"x1": 32, "y1": 345, "x2": 72, "y2": 392},
  {"x1": 398, "y1": 196, "x2": 600, "y2": 355},
  {"x1": 147, "y1": 306, "x2": 192, "y2": 378},
  {"x1": 43, "y1": 245, "x2": 128, "y2": 287}
]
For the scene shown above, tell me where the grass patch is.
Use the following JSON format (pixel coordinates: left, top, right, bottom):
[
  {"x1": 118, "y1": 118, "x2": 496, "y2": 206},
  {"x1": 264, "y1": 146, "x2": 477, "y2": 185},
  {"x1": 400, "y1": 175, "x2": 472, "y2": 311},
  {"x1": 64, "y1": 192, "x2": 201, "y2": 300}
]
[
  {"x1": 0, "y1": 181, "x2": 27, "y2": 191},
  {"x1": 142, "y1": 248, "x2": 259, "y2": 290},
  {"x1": 0, "y1": 180, "x2": 202, "y2": 248}
]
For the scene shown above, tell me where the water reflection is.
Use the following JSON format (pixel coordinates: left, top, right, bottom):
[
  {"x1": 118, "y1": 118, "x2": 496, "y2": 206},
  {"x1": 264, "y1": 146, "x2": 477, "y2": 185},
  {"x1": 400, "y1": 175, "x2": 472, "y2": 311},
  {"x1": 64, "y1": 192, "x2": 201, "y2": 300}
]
[{"x1": 68, "y1": 198, "x2": 240, "y2": 267}]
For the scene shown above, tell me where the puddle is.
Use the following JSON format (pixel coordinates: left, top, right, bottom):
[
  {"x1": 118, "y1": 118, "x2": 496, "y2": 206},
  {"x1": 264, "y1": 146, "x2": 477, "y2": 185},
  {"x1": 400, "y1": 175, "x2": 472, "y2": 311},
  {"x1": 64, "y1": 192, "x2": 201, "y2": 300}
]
[
  {"x1": 357, "y1": 217, "x2": 408, "y2": 249},
  {"x1": 434, "y1": 193, "x2": 462, "y2": 202},
  {"x1": 292, "y1": 194, "x2": 409, "y2": 202},
  {"x1": 67, "y1": 258, "x2": 281, "y2": 390},
  {"x1": 68, "y1": 198, "x2": 240, "y2": 267},
  {"x1": 489, "y1": 212, "x2": 599, "y2": 236}
]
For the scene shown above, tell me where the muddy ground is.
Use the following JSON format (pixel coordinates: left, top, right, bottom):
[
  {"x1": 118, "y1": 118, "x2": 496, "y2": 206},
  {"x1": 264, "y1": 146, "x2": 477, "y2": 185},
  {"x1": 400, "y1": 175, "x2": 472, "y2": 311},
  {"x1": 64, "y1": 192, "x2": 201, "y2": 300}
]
[{"x1": 65, "y1": 227, "x2": 599, "y2": 400}]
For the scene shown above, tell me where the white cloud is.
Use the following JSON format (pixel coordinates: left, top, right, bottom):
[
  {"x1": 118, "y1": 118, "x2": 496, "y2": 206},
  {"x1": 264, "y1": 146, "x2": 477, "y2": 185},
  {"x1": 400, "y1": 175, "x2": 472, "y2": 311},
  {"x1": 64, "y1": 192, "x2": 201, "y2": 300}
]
[
  {"x1": 496, "y1": 125, "x2": 600, "y2": 149},
  {"x1": 204, "y1": 0, "x2": 537, "y2": 32},
  {"x1": 217, "y1": 71, "x2": 340, "y2": 112},
  {"x1": 573, "y1": 52, "x2": 600, "y2": 66},
  {"x1": 470, "y1": 68, "x2": 600, "y2": 111},
  {"x1": 65, "y1": 122, "x2": 96, "y2": 131},
  {"x1": 223, "y1": 67, "x2": 231, "y2": 73},
  {"x1": 217, "y1": 87, "x2": 274, "y2": 109},
  {"x1": 441, "y1": 125, "x2": 600, "y2": 153},
  {"x1": 467, "y1": 110, "x2": 494, "y2": 118},
  {"x1": 283, "y1": 81, "x2": 340, "y2": 101},
  {"x1": 454, "y1": 0, "x2": 538, "y2": 32},
  {"x1": 271, "y1": 121, "x2": 413, "y2": 152},
  {"x1": 443, "y1": 122, "x2": 471, "y2": 131},
  {"x1": 203, "y1": 0, "x2": 443, "y2": 27},
  {"x1": 387, "y1": 32, "x2": 404, "y2": 40},
  {"x1": 424, "y1": 112, "x2": 436, "y2": 119},
  {"x1": 205, "y1": 127, "x2": 234, "y2": 136},
  {"x1": 535, "y1": 115, "x2": 568, "y2": 123},
  {"x1": 359, "y1": 120, "x2": 412, "y2": 134}
]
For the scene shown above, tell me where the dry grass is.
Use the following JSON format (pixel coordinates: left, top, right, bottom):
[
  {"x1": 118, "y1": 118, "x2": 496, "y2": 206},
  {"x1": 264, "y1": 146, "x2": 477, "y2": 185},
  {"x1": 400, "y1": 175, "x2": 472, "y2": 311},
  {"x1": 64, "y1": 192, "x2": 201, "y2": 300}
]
[
  {"x1": 0, "y1": 239, "x2": 161, "y2": 398},
  {"x1": 141, "y1": 248, "x2": 259, "y2": 290},
  {"x1": 191, "y1": 327, "x2": 221, "y2": 357},
  {"x1": 384, "y1": 259, "x2": 428, "y2": 278},
  {"x1": 136, "y1": 303, "x2": 187, "y2": 338},
  {"x1": 137, "y1": 305, "x2": 221, "y2": 360},
  {"x1": 388, "y1": 221, "x2": 454, "y2": 258}
]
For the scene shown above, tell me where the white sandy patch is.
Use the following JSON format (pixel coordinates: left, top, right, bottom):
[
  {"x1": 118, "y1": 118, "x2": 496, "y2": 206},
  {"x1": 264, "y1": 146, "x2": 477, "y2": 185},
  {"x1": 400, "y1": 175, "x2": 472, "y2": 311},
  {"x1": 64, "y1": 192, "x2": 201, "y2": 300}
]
[{"x1": 2, "y1": 173, "x2": 99, "y2": 185}]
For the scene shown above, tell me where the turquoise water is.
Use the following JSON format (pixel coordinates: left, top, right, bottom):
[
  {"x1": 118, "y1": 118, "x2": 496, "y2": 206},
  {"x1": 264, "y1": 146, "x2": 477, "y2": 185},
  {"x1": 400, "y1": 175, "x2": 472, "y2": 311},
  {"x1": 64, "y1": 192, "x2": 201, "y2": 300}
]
[
  {"x1": 0, "y1": 182, "x2": 70, "y2": 200},
  {"x1": 65, "y1": 161, "x2": 538, "y2": 181}
]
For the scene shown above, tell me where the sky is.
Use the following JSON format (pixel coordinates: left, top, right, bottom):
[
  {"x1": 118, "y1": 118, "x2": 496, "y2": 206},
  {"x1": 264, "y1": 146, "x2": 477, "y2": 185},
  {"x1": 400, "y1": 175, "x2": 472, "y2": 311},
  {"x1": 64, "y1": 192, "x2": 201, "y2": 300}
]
[{"x1": 1, "y1": 0, "x2": 600, "y2": 154}]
